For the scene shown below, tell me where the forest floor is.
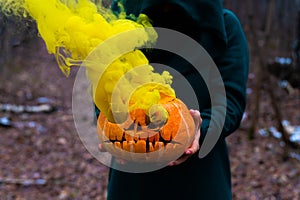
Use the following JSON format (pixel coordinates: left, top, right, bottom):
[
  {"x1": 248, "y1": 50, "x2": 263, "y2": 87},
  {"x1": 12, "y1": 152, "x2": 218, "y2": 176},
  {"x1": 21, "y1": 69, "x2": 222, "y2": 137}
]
[{"x1": 0, "y1": 38, "x2": 300, "y2": 200}]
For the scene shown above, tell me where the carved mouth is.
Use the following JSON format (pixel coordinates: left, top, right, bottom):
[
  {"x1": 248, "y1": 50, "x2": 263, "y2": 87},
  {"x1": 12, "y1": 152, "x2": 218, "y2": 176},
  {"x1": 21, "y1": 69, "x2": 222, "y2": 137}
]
[
  {"x1": 102, "y1": 116, "x2": 182, "y2": 153},
  {"x1": 104, "y1": 130, "x2": 181, "y2": 153}
]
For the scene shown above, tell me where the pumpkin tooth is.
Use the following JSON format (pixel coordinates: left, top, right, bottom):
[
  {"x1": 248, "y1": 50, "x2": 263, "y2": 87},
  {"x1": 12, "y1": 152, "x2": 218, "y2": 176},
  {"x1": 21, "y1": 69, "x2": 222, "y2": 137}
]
[
  {"x1": 123, "y1": 141, "x2": 135, "y2": 152},
  {"x1": 122, "y1": 141, "x2": 129, "y2": 151},
  {"x1": 165, "y1": 143, "x2": 177, "y2": 154},
  {"x1": 155, "y1": 142, "x2": 165, "y2": 159},
  {"x1": 165, "y1": 143, "x2": 172, "y2": 155},
  {"x1": 114, "y1": 141, "x2": 122, "y2": 149},
  {"x1": 135, "y1": 140, "x2": 146, "y2": 153},
  {"x1": 148, "y1": 142, "x2": 154, "y2": 152},
  {"x1": 129, "y1": 141, "x2": 135, "y2": 152},
  {"x1": 154, "y1": 141, "x2": 164, "y2": 151}
]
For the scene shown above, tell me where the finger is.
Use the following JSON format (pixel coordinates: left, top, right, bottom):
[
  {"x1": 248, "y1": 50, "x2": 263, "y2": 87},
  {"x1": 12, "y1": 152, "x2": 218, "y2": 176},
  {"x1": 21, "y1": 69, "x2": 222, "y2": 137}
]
[
  {"x1": 98, "y1": 144, "x2": 107, "y2": 152},
  {"x1": 168, "y1": 140, "x2": 199, "y2": 166},
  {"x1": 189, "y1": 109, "x2": 202, "y2": 128},
  {"x1": 185, "y1": 128, "x2": 200, "y2": 154},
  {"x1": 186, "y1": 144, "x2": 198, "y2": 154},
  {"x1": 185, "y1": 140, "x2": 199, "y2": 154}
]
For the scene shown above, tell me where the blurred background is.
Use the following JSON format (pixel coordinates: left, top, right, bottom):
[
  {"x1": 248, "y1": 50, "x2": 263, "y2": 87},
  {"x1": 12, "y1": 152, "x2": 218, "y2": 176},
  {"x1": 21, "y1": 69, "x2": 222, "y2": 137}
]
[{"x1": 0, "y1": 0, "x2": 299, "y2": 199}]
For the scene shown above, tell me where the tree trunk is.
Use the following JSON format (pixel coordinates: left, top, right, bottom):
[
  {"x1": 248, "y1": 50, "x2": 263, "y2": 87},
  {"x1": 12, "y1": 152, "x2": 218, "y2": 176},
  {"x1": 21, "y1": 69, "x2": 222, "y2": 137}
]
[
  {"x1": 0, "y1": 16, "x2": 14, "y2": 68},
  {"x1": 247, "y1": 0, "x2": 275, "y2": 139}
]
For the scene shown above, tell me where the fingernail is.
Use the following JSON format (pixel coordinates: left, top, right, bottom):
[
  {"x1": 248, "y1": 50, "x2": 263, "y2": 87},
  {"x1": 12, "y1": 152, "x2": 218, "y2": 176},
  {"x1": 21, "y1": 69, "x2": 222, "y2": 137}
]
[{"x1": 186, "y1": 150, "x2": 192, "y2": 154}]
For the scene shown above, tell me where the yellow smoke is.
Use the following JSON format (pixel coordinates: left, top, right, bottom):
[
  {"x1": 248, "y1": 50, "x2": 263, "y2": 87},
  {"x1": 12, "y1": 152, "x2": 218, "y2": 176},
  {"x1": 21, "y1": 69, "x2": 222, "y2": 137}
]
[{"x1": 0, "y1": 0, "x2": 175, "y2": 122}]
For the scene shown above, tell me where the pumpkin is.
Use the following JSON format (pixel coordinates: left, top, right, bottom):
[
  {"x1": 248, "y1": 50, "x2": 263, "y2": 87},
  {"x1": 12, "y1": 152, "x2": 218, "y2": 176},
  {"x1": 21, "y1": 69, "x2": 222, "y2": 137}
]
[{"x1": 97, "y1": 94, "x2": 195, "y2": 163}]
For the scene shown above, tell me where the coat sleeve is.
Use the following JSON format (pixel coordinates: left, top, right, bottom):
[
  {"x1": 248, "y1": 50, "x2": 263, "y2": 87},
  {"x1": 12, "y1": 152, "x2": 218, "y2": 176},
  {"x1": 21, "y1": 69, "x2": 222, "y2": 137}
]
[{"x1": 199, "y1": 9, "x2": 249, "y2": 145}]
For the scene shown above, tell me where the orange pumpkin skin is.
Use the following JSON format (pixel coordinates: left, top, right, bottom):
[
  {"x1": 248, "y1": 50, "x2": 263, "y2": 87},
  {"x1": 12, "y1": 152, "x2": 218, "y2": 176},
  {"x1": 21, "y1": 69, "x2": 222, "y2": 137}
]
[{"x1": 97, "y1": 96, "x2": 195, "y2": 163}]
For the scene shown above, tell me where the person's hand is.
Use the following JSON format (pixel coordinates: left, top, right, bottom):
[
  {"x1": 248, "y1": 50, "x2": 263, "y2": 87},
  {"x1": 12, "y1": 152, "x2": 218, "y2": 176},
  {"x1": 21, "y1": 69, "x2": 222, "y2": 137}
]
[{"x1": 168, "y1": 109, "x2": 202, "y2": 166}]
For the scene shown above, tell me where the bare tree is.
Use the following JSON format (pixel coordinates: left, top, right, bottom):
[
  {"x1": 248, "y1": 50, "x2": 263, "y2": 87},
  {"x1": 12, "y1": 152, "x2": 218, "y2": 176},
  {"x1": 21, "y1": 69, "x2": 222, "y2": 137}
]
[{"x1": 246, "y1": 0, "x2": 298, "y2": 149}]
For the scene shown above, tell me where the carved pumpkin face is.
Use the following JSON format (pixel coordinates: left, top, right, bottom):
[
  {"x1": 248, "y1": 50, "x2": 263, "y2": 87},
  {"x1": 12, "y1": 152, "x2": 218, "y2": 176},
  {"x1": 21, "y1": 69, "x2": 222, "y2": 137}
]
[{"x1": 97, "y1": 95, "x2": 195, "y2": 163}]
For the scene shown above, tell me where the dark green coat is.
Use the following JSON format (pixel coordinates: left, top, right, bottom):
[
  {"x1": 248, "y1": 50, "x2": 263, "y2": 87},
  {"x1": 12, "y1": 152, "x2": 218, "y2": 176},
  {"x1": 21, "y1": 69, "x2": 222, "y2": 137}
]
[{"x1": 96, "y1": 1, "x2": 249, "y2": 199}]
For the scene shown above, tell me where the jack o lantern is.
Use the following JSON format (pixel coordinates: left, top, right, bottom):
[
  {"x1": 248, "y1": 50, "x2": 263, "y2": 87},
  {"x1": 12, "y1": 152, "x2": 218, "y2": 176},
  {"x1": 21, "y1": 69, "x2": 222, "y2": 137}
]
[{"x1": 97, "y1": 94, "x2": 195, "y2": 163}]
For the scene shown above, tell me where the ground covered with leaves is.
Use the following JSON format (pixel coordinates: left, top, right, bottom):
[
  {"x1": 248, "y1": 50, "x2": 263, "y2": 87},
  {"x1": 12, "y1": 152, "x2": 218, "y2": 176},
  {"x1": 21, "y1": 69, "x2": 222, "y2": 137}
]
[{"x1": 0, "y1": 39, "x2": 299, "y2": 199}]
